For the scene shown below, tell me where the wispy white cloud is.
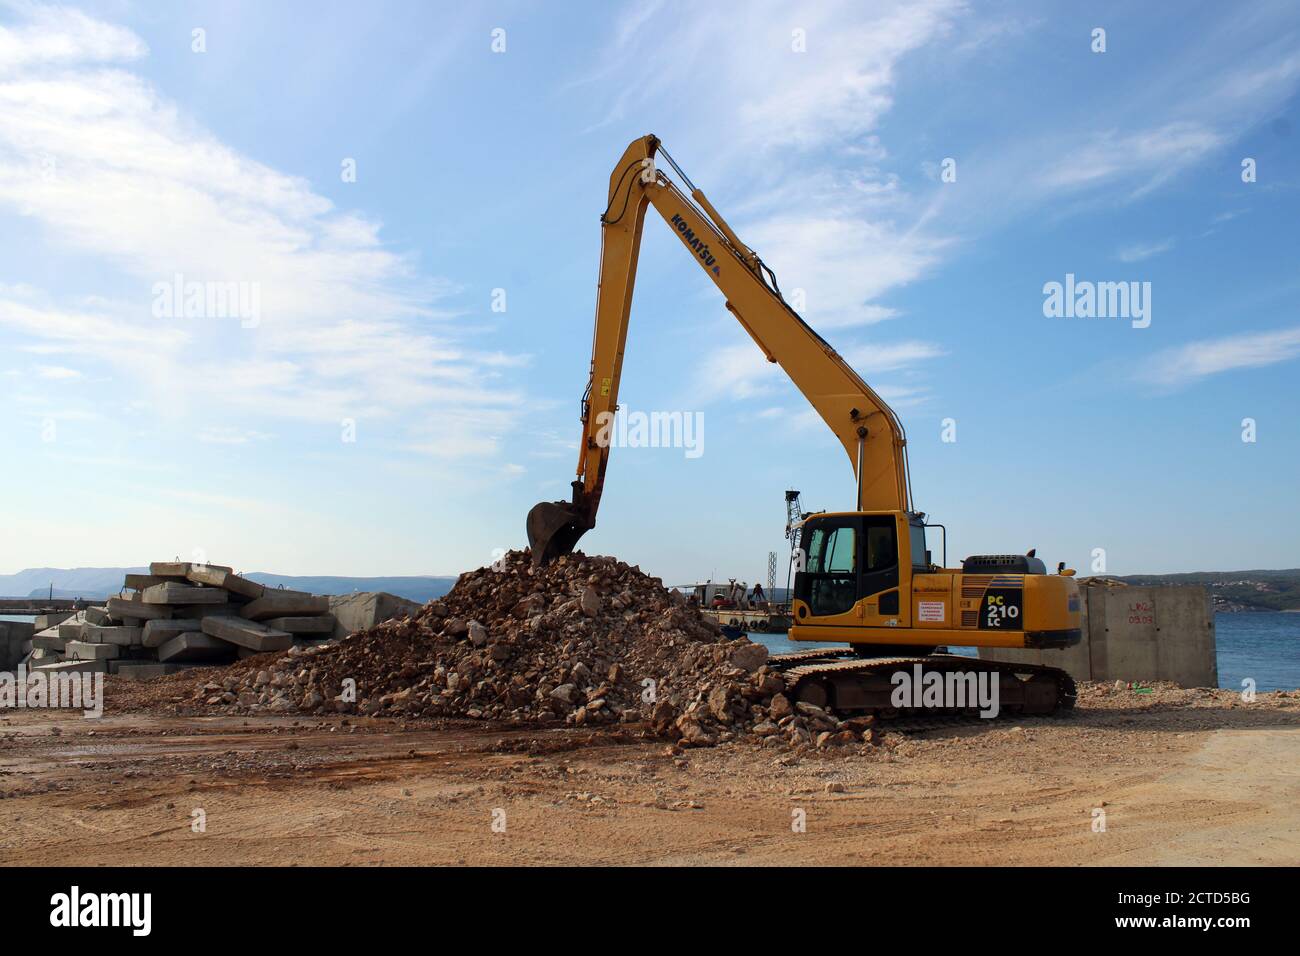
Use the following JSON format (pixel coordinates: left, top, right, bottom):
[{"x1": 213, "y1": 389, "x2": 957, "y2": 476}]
[
  {"x1": 197, "y1": 426, "x2": 273, "y2": 445},
  {"x1": 1144, "y1": 326, "x2": 1300, "y2": 388},
  {"x1": 0, "y1": 3, "x2": 527, "y2": 461},
  {"x1": 1117, "y1": 237, "x2": 1176, "y2": 263},
  {"x1": 1038, "y1": 123, "x2": 1223, "y2": 194},
  {"x1": 696, "y1": 336, "x2": 943, "y2": 403},
  {"x1": 35, "y1": 364, "x2": 81, "y2": 380},
  {"x1": 0, "y1": 2, "x2": 145, "y2": 71}
]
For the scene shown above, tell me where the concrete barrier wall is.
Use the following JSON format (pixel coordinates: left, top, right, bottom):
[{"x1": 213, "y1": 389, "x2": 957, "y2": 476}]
[
  {"x1": 979, "y1": 583, "x2": 1217, "y2": 687},
  {"x1": 0, "y1": 620, "x2": 36, "y2": 670}
]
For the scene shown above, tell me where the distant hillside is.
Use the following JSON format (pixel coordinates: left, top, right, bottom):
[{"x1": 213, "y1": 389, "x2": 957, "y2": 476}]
[
  {"x1": 1, "y1": 567, "x2": 458, "y2": 604},
  {"x1": 2, "y1": 567, "x2": 148, "y2": 599},
  {"x1": 1114, "y1": 569, "x2": 1300, "y2": 612},
  {"x1": 245, "y1": 574, "x2": 457, "y2": 604}
]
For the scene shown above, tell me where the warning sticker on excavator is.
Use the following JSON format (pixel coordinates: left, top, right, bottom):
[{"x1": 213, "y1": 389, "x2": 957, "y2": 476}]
[
  {"x1": 600, "y1": 377, "x2": 611, "y2": 397},
  {"x1": 918, "y1": 601, "x2": 945, "y2": 623}
]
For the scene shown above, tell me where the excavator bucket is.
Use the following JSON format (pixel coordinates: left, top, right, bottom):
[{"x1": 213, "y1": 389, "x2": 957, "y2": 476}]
[{"x1": 526, "y1": 500, "x2": 591, "y2": 566}]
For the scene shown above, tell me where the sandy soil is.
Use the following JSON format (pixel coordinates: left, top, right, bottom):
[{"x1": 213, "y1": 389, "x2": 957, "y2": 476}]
[{"x1": 1, "y1": 681, "x2": 1297, "y2": 866}]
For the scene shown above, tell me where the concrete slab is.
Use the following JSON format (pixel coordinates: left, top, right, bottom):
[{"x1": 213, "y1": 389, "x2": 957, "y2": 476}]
[
  {"x1": 142, "y1": 618, "x2": 203, "y2": 649},
  {"x1": 82, "y1": 624, "x2": 143, "y2": 647},
  {"x1": 32, "y1": 659, "x2": 108, "y2": 675},
  {"x1": 157, "y1": 632, "x2": 237, "y2": 663},
  {"x1": 58, "y1": 617, "x2": 86, "y2": 642},
  {"x1": 108, "y1": 661, "x2": 193, "y2": 680},
  {"x1": 142, "y1": 583, "x2": 228, "y2": 605},
  {"x1": 240, "y1": 590, "x2": 329, "y2": 622},
  {"x1": 35, "y1": 611, "x2": 74, "y2": 630},
  {"x1": 185, "y1": 604, "x2": 248, "y2": 619},
  {"x1": 63, "y1": 640, "x2": 120, "y2": 661},
  {"x1": 263, "y1": 615, "x2": 335, "y2": 635},
  {"x1": 329, "y1": 591, "x2": 421, "y2": 639},
  {"x1": 83, "y1": 606, "x2": 113, "y2": 626},
  {"x1": 107, "y1": 597, "x2": 172, "y2": 622},
  {"x1": 125, "y1": 573, "x2": 182, "y2": 589},
  {"x1": 150, "y1": 561, "x2": 233, "y2": 578},
  {"x1": 201, "y1": 615, "x2": 293, "y2": 652},
  {"x1": 32, "y1": 628, "x2": 66, "y2": 651},
  {"x1": 185, "y1": 564, "x2": 265, "y2": 600}
]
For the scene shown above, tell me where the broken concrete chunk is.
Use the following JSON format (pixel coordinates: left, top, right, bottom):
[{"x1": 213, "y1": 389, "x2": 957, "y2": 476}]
[
  {"x1": 239, "y1": 590, "x2": 329, "y2": 622},
  {"x1": 201, "y1": 615, "x2": 293, "y2": 652},
  {"x1": 142, "y1": 618, "x2": 203, "y2": 649},
  {"x1": 142, "y1": 583, "x2": 229, "y2": 605},
  {"x1": 728, "y1": 642, "x2": 769, "y2": 673}
]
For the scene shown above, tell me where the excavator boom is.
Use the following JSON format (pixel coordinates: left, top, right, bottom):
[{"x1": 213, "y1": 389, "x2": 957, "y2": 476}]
[{"x1": 528, "y1": 134, "x2": 911, "y2": 564}]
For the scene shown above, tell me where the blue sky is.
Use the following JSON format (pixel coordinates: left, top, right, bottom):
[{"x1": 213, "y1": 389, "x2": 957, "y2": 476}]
[{"x1": 1, "y1": 0, "x2": 1297, "y2": 582}]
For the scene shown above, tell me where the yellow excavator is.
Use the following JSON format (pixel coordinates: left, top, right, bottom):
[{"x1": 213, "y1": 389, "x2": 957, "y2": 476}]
[{"x1": 528, "y1": 134, "x2": 1080, "y2": 716}]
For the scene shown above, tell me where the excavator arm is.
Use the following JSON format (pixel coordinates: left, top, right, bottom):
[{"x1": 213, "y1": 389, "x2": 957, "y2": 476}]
[{"x1": 527, "y1": 134, "x2": 913, "y2": 564}]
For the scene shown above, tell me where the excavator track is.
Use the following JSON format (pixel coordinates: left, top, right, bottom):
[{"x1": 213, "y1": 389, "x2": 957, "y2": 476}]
[{"x1": 768, "y1": 651, "x2": 1076, "y2": 721}]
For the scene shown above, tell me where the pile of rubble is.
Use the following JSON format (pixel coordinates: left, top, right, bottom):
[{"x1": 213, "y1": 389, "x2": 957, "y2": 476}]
[
  {"x1": 30, "y1": 562, "x2": 334, "y2": 679},
  {"x1": 196, "y1": 551, "x2": 877, "y2": 749}
]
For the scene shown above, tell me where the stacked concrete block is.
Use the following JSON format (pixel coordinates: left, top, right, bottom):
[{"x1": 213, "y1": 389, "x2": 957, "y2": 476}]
[
  {"x1": 978, "y1": 582, "x2": 1217, "y2": 687},
  {"x1": 141, "y1": 618, "x2": 202, "y2": 648},
  {"x1": 30, "y1": 561, "x2": 335, "y2": 678},
  {"x1": 240, "y1": 590, "x2": 329, "y2": 621},
  {"x1": 328, "y1": 591, "x2": 421, "y2": 640},
  {"x1": 0, "y1": 620, "x2": 37, "y2": 670},
  {"x1": 201, "y1": 616, "x2": 293, "y2": 652},
  {"x1": 157, "y1": 632, "x2": 236, "y2": 663}
]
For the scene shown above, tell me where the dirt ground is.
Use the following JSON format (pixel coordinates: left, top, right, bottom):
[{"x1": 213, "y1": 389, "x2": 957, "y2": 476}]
[{"x1": 1, "y1": 680, "x2": 1297, "y2": 866}]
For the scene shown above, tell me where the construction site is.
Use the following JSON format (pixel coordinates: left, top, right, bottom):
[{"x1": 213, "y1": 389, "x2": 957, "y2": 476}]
[
  {"x1": 0, "y1": 549, "x2": 1297, "y2": 867},
  {"x1": 2, "y1": 133, "x2": 1298, "y2": 872},
  {"x1": 3, "y1": 8, "x2": 1300, "y2": 933}
]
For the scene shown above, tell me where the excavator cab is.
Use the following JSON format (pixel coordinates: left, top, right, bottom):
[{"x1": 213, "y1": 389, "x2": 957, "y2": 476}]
[{"x1": 792, "y1": 512, "x2": 924, "y2": 637}]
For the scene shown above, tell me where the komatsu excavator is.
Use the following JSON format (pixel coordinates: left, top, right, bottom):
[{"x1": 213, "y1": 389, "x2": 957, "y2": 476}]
[{"x1": 527, "y1": 134, "x2": 1080, "y2": 717}]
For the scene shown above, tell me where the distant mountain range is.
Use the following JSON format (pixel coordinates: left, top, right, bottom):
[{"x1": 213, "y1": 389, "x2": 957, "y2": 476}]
[
  {"x1": 0, "y1": 567, "x2": 459, "y2": 604},
  {"x1": 7, "y1": 567, "x2": 1299, "y2": 612}
]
